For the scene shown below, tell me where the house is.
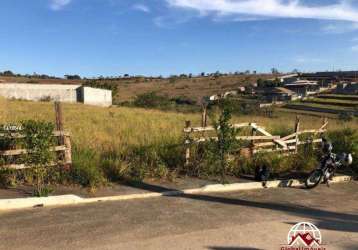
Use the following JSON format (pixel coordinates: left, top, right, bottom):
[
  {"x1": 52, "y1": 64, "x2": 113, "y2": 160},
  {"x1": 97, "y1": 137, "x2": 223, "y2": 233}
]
[
  {"x1": 277, "y1": 74, "x2": 299, "y2": 85},
  {"x1": 0, "y1": 83, "x2": 112, "y2": 107},
  {"x1": 255, "y1": 87, "x2": 298, "y2": 103},
  {"x1": 284, "y1": 80, "x2": 319, "y2": 97},
  {"x1": 335, "y1": 82, "x2": 358, "y2": 94}
]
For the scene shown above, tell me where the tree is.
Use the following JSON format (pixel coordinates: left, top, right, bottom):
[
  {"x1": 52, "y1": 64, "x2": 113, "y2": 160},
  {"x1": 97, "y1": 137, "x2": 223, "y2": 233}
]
[
  {"x1": 64, "y1": 74, "x2": 81, "y2": 80},
  {"x1": 257, "y1": 78, "x2": 265, "y2": 88},
  {"x1": 271, "y1": 68, "x2": 279, "y2": 74},
  {"x1": 292, "y1": 69, "x2": 299, "y2": 74},
  {"x1": 2, "y1": 70, "x2": 14, "y2": 76}
]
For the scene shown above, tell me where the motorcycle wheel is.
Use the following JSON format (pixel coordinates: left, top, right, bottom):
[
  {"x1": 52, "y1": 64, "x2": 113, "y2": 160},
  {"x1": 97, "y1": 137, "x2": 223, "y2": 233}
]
[{"x1": 305, "y1": 169, "x2": 323, "y2": 189}]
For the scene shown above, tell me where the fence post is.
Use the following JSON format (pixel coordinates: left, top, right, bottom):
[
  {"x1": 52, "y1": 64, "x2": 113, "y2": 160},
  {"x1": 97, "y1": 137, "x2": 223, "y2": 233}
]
[
  {"x1": 54, "y1": 101, "x2": 64, "y2": 143},
  {"x1": 201, "y1": 104, "x2": 208, "y2": 127},
  {"x1": 54, "y1": 102, "x2": 72, "y2": 168},
  {"x1": 185, "y1": 120, "x2": 191, "y2": 165},
  {"x1": 294, "y1": 116, "x2": 300, "y2": 153},
  {"x1": 64, "y1": 135, "x2": 72, "y2": 166},
  {"x1": 250, "y1": 123, "x2": 256, "y2": 157}
]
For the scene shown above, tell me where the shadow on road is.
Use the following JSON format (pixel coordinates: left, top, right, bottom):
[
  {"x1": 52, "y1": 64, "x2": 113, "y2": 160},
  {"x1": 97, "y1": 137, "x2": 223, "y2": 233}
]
[
  {"x1": 122, "y1": 180, "x2": 358, "y2": 234},
  {"x1": 207, "y1": 247, "x2": 262, "y2": 250}
]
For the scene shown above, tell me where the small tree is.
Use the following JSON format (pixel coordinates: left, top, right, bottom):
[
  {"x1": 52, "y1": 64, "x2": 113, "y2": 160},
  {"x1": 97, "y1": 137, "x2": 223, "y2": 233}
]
[
  {"x1": 208, "y1": 100, "x2": 240, "y2": 183},
  {"x1": 21, "y1": 120, "x2": 55, "y2": 197}
]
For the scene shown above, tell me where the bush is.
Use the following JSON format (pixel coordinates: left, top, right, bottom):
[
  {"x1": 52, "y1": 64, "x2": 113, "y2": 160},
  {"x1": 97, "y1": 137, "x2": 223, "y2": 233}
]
[
  {"x1": 196, "y1": 100, "x2": 242, "y2": 183},
  {"x1": 338, "y1": 112, "x2": 353, "y2": 122},
  {"x1": 133, "y1": 92, "x2": 171, "y2": 109},
  {"x1": 21, "y1": 120, "x2": 56, "y2": 196}
]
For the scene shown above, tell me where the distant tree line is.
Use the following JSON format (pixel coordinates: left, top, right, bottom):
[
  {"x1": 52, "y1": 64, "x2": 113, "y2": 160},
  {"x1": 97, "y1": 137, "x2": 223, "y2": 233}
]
[{"x1": 0, "y1": 70, "x2": 60, "y2": 79}]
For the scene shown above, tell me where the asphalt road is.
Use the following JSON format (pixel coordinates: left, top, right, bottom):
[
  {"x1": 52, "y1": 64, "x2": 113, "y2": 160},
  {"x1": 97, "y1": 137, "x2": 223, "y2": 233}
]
[{"x1": 0, "y1": 182, "x2": 357, "y2": 250}]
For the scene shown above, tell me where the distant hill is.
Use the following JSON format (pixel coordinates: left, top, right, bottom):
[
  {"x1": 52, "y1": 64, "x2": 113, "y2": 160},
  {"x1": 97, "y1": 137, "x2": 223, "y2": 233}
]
[{"x1": 0, "y1": 74, "x2": 275, "y2": 104}]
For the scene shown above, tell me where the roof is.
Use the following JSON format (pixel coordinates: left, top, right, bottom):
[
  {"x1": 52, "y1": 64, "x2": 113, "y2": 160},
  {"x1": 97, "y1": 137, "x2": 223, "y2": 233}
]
[
  {"x1": 285, "y1": 80, "x2": 318, "y2": 87},
  {"x1": 275, "y1": 87, "x2": 295, "y2": 95},
  {"x1": 255, "y1": 87, "x2": 295, "y2": 95},
  {"x1": 278, "y1": 74, "x2": 299, "y2": 79}
]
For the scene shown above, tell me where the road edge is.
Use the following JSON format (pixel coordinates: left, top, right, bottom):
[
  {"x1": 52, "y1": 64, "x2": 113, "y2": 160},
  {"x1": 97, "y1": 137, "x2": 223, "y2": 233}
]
[{"x1": 0, "y1": 175, "x2": 352, "y2": 211}]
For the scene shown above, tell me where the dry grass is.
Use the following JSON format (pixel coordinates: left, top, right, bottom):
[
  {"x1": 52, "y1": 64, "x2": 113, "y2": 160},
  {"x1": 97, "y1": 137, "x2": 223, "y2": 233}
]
[
  {"x1": 1, "y1": 98, "x2": 199, "y2": 150},
  {"x1": 2, "y1": 97, "x2": 357, "y2": 151},
  {"x1": 2, "y1": 97, "x2": 357, "y2": 186},
  {"x1": 1, "y1": 74, "x2": 274, "y2": 103}
]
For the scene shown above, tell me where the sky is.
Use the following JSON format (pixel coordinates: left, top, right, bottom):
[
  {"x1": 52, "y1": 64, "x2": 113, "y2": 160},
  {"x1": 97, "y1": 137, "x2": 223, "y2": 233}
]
[{"x1": 1, "y1": 0, "x2": 358, "y2": 77}]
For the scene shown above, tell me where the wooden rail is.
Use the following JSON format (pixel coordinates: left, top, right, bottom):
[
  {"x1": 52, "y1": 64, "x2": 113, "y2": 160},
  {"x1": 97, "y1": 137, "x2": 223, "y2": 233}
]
[
  {"x1": 0, "y1": 102, "x2": 72, "y2": 170},
  {"x1": 184, "y1": 117, "x2": 328, "y2": 164}
]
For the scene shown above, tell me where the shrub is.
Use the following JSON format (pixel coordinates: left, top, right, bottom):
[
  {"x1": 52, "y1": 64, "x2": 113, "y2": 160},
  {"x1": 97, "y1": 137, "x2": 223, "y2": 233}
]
[
  {"x1": 204, "y1": 100, "x2": 241, "y2": 183},
  {"x1": 133, "y1": 92, "x2": 171, "y2": 109},
  {"x1": 20, "y1": 120, "x2": 56, "y2": 196},
  {"x1": 338, "y1": 112, "x2": 353, "y2": 122}
]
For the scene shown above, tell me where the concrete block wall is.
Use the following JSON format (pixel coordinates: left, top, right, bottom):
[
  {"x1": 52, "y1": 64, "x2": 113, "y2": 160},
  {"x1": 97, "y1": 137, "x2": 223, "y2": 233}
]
[
  {"x1": 78, "y1": 86, "x2": 112, "y2": 107},
  {"x1": 0, "y1": 83, "x2": 80, "y2": 103},
  {"x1": 0, "y1": 83, "x2": 112, "y2": 107}
]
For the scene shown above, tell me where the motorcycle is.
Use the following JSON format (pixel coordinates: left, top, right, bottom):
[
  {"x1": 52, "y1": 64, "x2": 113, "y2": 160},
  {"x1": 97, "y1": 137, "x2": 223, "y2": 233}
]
[{"x1": 305, "y1": 140, "x2": 353, "y2": 189}]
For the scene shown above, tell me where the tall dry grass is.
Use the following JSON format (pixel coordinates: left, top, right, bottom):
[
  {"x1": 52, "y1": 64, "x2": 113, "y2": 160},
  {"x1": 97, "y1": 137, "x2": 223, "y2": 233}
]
[
  {"x1": 3, "y1": 98, "x2": 357, "y2": 150},
  {"x1": 2, "y1": 99, "x2": 200, "y2": 149},
  {"x1": 2, "y1": 98, "x2": 357, "y2": 187}
]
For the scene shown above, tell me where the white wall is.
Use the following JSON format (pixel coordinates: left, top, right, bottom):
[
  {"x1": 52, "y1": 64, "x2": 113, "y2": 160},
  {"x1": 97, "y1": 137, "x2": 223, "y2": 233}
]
[
  {"x1": 0, "y1": 83, "x2": 113, "y2": 107},
  {"x1": 0, "y1": 83, "x2": 80, "y2": 103},
  {"x1": 80, "y1": 87, "x2": 112, "y2": 107}
]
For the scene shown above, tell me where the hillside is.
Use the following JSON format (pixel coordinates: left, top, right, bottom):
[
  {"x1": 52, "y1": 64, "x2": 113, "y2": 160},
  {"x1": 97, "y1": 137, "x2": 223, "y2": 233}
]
[{"x1": 0, "y1": 74, "x2": 274, "y2": 104}]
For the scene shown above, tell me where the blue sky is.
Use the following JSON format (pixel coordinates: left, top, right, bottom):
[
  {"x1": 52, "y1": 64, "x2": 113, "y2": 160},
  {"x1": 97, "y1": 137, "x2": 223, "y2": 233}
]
[{"x1": 1, "y1": 0, "x2": 358, "y2": 77}]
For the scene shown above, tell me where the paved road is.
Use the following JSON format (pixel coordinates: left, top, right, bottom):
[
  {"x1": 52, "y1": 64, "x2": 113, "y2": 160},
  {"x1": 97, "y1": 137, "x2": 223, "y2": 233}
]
[{"x1": 0, "y1": 182, "x2": 357, "y2": 250}]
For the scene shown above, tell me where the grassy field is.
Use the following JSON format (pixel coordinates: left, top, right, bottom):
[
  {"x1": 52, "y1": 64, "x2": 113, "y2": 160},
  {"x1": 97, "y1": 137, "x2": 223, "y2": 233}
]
[
  {"x1": 3, "y1": 98, "x2": 357, "y2": 149},
  {"x1": 1, "y1": 97, "x2": 357, "y2": 188}
]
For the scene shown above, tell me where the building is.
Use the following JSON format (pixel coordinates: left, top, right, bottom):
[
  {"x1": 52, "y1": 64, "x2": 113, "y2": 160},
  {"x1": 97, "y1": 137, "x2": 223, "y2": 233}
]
[
  {"x1": 284, "y1": 80, "x2": 320, "y2": 97},
  {"x1": 300, "y1": 71, "x2": 358, "y2": 83},
  {"x1": 335, "y1": 82, "x2": 358, "y2": 94},
  {"x1": 0, "y1": 83, "x2": 112, "y2": 107},
  {"x1": 255, "y1": 87, "x2": 298, "y2": 103},
  {"x1": 277, "y1": 74, "x2": 299, "y2": 85}
]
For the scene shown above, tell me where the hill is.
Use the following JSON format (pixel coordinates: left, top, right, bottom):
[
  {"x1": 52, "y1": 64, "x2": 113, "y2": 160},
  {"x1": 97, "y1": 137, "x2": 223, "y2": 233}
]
[{"x1": 0, "y1": 74, "x2": 274, "y2": 104}]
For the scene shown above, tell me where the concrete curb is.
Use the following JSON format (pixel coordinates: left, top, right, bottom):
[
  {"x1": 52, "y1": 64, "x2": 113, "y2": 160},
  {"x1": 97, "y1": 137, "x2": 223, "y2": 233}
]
[{"x1": 0, "y1": 175, "x2": 352, "y2": 211}]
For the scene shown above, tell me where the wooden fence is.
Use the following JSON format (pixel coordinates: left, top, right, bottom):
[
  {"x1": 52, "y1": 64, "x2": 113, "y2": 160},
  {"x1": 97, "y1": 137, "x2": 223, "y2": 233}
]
[
  {"x1": 184, "y1": 116, "x2": 328, "y2": 165},
  {"x1": 0, "y1": 102, "x2": 72, "y2": 170}
]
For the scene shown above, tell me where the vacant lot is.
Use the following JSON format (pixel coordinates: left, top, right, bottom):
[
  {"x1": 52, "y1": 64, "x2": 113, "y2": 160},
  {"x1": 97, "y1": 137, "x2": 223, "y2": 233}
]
[
  {"x1": 2, "y1": 97, "x2": 357, "y2": 189},
  {"x1": 3, "y1": 97, "x2": 357, "y2": 149}
]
